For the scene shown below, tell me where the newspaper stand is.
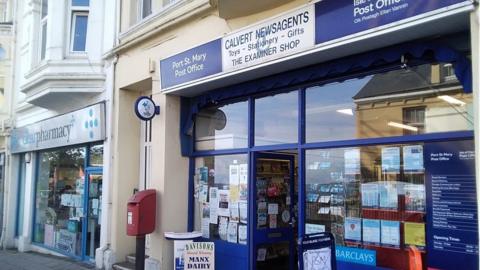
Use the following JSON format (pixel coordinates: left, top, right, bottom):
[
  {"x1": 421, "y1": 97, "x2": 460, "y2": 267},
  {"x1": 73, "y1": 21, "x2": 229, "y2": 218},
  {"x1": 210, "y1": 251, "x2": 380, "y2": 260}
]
[{"x1": 298, "y1": 232, "x2": 336, "y2": 270}]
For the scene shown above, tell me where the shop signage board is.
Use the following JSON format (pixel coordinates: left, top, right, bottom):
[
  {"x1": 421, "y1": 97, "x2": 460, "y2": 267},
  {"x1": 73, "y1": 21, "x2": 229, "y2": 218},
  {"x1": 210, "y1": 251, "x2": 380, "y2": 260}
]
[
  {"x1": 184, "y1": 242, "x2": 215, "y2": 270},
  {"x1": 10, "y1": 103, "x2": 105, "y2": 153},
  {"x1": 159, "y1": 0, "x2": 472, "y2": 90},
  {"x1": 160, "y1": 40, "x2": 222, "y2": 89},
  {"x1": 425, "y1": 140, "x2": 479, "y2": 269},
  {"x1": 221, "y1": 5, "x2": 314, "y2": 71},
  {"x1": 315, "y1": 0, "x2": 472, "y2": 44},
  {"x1": 335, "y1": 246, "x2": 376, "y2": 266}
]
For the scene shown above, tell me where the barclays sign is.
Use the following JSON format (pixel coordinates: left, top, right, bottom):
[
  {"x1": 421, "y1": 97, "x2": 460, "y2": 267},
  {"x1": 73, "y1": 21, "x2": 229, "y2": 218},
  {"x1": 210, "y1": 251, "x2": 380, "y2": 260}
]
[{"x1": 10, "y1": 103, "x2": 105, "y2": 153}]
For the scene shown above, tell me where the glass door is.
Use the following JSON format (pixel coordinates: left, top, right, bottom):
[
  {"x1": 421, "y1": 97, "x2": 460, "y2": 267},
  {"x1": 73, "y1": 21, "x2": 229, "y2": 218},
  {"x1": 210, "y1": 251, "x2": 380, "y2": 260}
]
[
  {"x1": 253, "y1": 152, "x2": 295, "y2": 270},
  {"x1": 84, "y1": 169, "x2": 102, "y2": 262}
]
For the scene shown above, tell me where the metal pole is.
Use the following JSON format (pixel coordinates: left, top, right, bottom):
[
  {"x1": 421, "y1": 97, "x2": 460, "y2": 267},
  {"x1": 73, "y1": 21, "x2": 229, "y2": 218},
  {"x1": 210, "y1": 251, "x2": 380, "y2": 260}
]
[{"x1": 136, "y1": 235, "x2": 146, "y2": 270}]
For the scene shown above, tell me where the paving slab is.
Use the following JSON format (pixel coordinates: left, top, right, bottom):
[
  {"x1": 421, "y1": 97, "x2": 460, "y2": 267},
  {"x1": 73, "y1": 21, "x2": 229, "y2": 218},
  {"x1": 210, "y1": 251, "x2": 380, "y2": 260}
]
[{"x1": 0, "y1": 250, "x2": 95, "y2": 270}]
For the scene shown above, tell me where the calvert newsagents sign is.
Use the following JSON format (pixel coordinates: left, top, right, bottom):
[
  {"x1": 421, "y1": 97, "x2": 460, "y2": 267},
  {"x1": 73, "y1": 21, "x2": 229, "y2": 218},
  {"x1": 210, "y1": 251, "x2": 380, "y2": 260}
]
[
  {"x1": 10, "y1": 103, "x2": 105, "y2": 153},
  {"x1": 160, "y1": 0, "x2": 472, "y2": 89}
]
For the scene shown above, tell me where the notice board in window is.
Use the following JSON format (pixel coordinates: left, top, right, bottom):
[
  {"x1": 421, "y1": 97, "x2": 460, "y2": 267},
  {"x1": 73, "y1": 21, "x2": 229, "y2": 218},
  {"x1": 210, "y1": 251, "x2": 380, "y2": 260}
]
[{"x1": 425, "y1": 140, "x2": 479, "y2": 269}]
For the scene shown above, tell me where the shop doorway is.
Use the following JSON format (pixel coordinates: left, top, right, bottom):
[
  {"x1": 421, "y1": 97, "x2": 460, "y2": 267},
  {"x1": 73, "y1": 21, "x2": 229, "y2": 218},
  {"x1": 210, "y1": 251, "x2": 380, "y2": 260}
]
[
  {"x1": 84, "y1": 168, "x2": 102, "y2": 262},
  {"x1": 253, "y1": 151, "x2": 298, "y2": 270}
]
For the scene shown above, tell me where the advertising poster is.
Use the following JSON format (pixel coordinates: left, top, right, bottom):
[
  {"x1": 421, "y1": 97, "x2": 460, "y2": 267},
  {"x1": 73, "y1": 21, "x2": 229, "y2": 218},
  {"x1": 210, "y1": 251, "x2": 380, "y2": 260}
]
[
  {"x1": 404, "y1": 222, "x2": 425, "y2": 247},
  {"x1": 199, "y1": 167, "x2": 208, "y2": 184},
  {"x1": 184, "y1": 242, "x2": 215, "y2": 270},
  {"x1": 404, "y1": 184, "x2": 425, "y2": 212},
  {"x1": 44, "y1": 224, "x2": 55, "y2": 247},
  {"x1": 175, "y1": 240, "x2": 193, "y2": 270},
  {"x1": 361, "y1": 183, "x2": 379, "y2": 208},
  {"x1": 403, "y1": 145, "x2": 424, "y2": 172},
  {"x1": 198, "y1": 184, "x2": 208, "y2": 203},
  {"x1": 344, "y1": 148, "x2": 361, "y2": 175},
  {"x1": 306, "y1": 223, "x2": 325, "y2": 234},
  {"x1": 201, "y1": 218, "x2": 210, "y2": 239},
  {"x1": 217, "y1": 189, "x2": 230, "y2": 216},
  {"x1": 362, "y1": 219, "x2": 380, "y2": 245},
  {"x1": 239, "y1": 164, "x2": 248, "y2": 201},
  {"x1": 230, "y1": 202, "x2": 240, "y2": 222},
  {"x1": 382, "y1": 147, "x2": 400, "y2": 174},
  {"x1": 269, "y1": 214, "x2": 277, "y2": 229},
  {"x1": 56, "y1": 229, "x2": 77, "y2": 254},
  {"x1": 303, "y1": 248, "x2": 332, "y2": 270},
  {"x1": 218, "y1": 217, "x2": 229, "y2": 241},
  {"x1": 209, "y1": 187, "x2": 219, "y2": 224},
  {"x1": 380, "y1": 220, "x2": 400, "y2": 247},
  {"x1": 425, "y1": 140, "x2": 479, "y2": 269},
  {"x1": 239, "y1": 201, "x2": 248, "y2": 224},
  {"x1": 379, "y1": 183, "x2": 398, "y2": 209},
  {"x1": 238, "y1": 224, "x2": 247, "y2": 245},
  {"x1": 227, "y1": 222, "x2": 238, "y2": 243},
  {"x1": 344, "y1": 217, "x2": 362, "y2": 242},
  {"x1": 381, "y1": 147, "x2": 400, "y2": 174}
]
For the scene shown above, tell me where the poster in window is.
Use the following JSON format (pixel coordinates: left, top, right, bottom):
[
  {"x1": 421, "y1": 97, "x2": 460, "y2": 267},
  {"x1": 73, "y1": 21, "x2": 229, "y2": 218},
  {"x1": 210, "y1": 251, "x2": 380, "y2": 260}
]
[
  {"x1": 202, "y1": 217, "x2": 210, "y2": 239},
  {"x1": 219, "y1": 217, "x2": 229, "y2": 241},
  {"x1": 239, "y1": 201, "x2": 248, "y2": 224},
  {"x1": 404, "y1": 222, "x2": 425, "y2": 247},
  {"x1": 209, "y1": 187, "x2": 219, "y2": 224},
  {"x1": 217, "y1": 189, "x2": 230, "y2": 217},
  {"x1": 199, "y1": 166, "x2": 208, "y2": 184},
  {"x1": 306, "y1": 223, "x2": 325, "y2": 234},
  {"x1": 227, "y1": 222, "x2": 238, "y2": 243},
  {"x1": 361, "y1": 183, "x2": 379, "y2": 208},
  {"x1": 362, "y1": 219, "x2": 380, "y2": 245},
  {"x1": 230, "y1": 202, "x2": 240, "y2": 222},
  {"x1": 56, "y1": 229, "x2": 77, "y2": 254},
  {"x1": 381, "y1": 147, "x2": 400, "y2": 174},
  {"x1": 344, "y1": 148, "x2": 361, "y2": 175},
  {"x1": 380, "y1": 220, "x2": 400, "y2": 247},
  {"x1": 403, "y1": 145, "x2": 424, "y2": 173},
  {"x1": 238, "y1": 224, "x2": 247, "y2": 245},
  {"x1": 199, "y1": 184, "x2": 208, "y2": 203},
  {"x1": 229, "y1": 164, "x2": 240, "y2": 202},
  {"x1": 239, "y1": 164, "x2": 248, "y2": 201},
  {"x1": 379, "y1": 183, "x2": 398, "y2": 209},
  {"x1": 345, "y1": 217, "x2": 362, "y2": 242},
  {"x1": 404, "y1": 184, "x2": 425, "y2": 212},
  {"x1": 44, "y1": 224, "x2": 55, "y2": 247}
]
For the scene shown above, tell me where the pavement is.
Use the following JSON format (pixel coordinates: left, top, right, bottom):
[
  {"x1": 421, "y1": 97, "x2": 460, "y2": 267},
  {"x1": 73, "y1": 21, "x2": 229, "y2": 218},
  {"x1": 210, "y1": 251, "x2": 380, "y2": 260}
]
[{"x1": 0, "y1": 250, "x2": 96, "y2": 270}]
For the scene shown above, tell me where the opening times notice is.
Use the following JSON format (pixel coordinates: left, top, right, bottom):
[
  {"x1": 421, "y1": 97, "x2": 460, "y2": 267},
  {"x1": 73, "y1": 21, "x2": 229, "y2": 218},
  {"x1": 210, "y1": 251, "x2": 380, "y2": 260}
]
[{"x1": 425, "y1": 141, "x2": 479, "y2": 270}]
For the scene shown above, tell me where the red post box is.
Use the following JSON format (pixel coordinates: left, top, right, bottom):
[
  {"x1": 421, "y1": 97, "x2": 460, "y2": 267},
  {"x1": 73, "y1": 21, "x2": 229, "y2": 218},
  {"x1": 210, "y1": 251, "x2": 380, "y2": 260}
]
[{"x1": 127, "y1": 189, "x2": 156, "y2": 236}]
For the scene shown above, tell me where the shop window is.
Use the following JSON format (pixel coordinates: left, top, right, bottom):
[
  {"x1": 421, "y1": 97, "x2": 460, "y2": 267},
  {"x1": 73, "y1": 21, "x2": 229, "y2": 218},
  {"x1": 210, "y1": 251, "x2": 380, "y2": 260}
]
[
  {"x1": 255, "y1": 91, "x2": 298, "y2": 146},
  {"x1": 305, "y1": 63, "x2": 473, "y2": 143},
  {"x1": 194, "y1": 154, "x2": 248, "y2": 244},
  {"x1": 195, "y1": 100, "x2": 248, "y2": 151},
  {"x1": 89, "y1": 144, "x2": 103, "y2": 167},
  {"x1": 33, "y1": 147, "x2": 86, "y2": 256},
  {"x1": 305, "y1": 143, "x2": 427, "y2": 269}
]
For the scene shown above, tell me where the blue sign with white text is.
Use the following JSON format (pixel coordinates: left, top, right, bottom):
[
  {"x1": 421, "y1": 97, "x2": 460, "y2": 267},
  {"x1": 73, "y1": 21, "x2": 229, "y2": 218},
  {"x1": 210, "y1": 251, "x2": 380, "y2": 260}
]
[
  {"x1": 315, "y1": 0, "x2": 471, "y2": 44},
  {"x1": 160, "y1": 39, "x2": 222, "y2": 89},
  {"x1": 425, "y1": 140, "x2": 478, "y2": 270},
  {"x1": 336, "y1": 246, "x2": 376, "y2": 266}
]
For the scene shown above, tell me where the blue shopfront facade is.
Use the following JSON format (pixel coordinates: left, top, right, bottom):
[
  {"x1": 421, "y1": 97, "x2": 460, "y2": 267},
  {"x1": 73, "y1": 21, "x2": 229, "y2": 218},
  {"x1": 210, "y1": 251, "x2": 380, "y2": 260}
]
[{"x1": 160, "y1": 1, "x2": 479, "y2": 269}]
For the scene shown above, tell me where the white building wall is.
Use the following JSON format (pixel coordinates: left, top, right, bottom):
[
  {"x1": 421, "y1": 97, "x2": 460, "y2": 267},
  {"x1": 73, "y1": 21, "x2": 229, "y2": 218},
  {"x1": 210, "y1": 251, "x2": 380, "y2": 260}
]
[{"x1": 2, "y1": 1, "x2": 118, "y2": 268}]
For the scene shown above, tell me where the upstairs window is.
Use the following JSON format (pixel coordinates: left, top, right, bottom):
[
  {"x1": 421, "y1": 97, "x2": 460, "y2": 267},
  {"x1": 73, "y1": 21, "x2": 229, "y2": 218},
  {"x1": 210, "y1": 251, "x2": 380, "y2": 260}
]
[
  {"x1": 139, "y1": 0, "x2": 152, "y2": 19},
  {"x1": 70, "y1": 0, "x2": 89, "y2": 52},
  {"x1": 40, "y1": 0, "x2": 48, "y2": 61}
]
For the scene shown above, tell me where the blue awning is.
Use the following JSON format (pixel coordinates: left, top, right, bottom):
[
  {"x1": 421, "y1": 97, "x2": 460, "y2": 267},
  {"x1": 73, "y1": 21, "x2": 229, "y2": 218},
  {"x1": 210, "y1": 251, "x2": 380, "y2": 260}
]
[{"x1": 180, "y1": 41, "x2": 472, "y2": 156}]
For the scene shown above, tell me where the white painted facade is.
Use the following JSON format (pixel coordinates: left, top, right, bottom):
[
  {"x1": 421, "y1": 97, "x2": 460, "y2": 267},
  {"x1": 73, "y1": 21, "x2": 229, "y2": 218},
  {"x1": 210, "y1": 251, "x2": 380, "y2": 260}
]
[{"x1": 1, "y1": 0, "x2": 117, "y2": 268}]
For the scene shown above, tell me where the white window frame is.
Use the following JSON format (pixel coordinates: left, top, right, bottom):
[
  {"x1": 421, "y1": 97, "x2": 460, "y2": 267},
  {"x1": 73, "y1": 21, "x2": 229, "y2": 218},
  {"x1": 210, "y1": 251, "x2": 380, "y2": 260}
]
[
  {"x1": 68, "y1": 1, "x2": 89, "y2": 55},
  {"x1": 39, "y1": 0, "x2": 48, "y2": 62},
  {"x1": 138, "y1": 0, "x2": 152, "y2": 21}
]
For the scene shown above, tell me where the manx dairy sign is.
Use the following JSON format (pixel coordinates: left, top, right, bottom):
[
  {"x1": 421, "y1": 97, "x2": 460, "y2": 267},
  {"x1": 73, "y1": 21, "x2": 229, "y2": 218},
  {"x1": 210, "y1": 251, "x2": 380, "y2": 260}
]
[
  {"x1": 10, "y1": 103, "x2": 105, "y2": 153},
  {"x1": 184, "y1": 242, "x2": 214, "y2": 270}
]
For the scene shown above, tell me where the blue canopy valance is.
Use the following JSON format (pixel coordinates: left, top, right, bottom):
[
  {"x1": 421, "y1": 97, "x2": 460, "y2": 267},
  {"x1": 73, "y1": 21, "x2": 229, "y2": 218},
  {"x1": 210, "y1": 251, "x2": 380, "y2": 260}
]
[{"x1": 180, "y1": 40, "x2": 472, "y2": 156}]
